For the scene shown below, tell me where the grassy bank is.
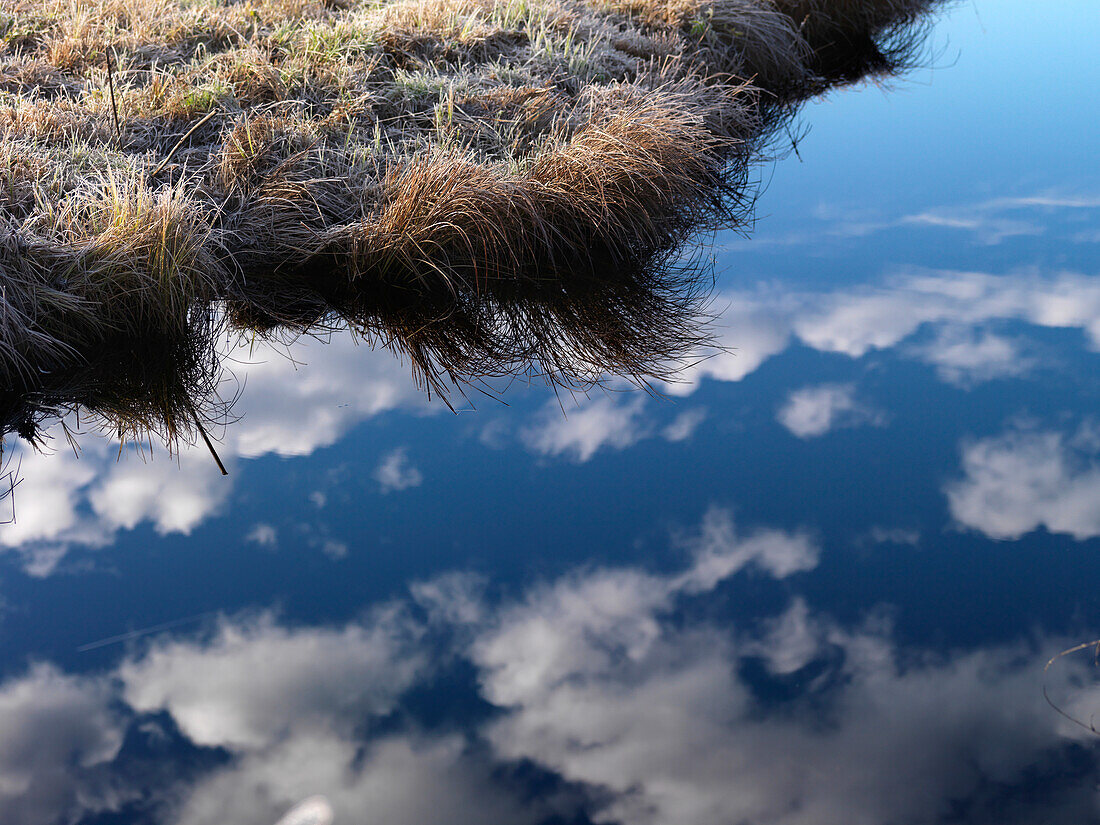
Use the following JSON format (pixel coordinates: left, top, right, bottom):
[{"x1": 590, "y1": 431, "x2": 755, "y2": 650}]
[{"x1": 0, "y1": 0, "x2": 945, "y2": 448}]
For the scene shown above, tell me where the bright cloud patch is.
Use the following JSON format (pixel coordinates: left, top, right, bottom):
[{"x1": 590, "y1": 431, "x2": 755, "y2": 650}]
[
  {"x1": 792, "y1": 271, "x2": 1100, "y2": 359},
  {"x1": 229, "y1": 335, "x2": 430, "y2": 459},
  {"x1": 245, "y1": 523, "x2": 278, "y2": 547},
  {"x1": 673, "y1": 506, "x2": 819, "y2": 590},
  {"x1": 470, "y1": 540, "x2": 1086, "y2": 825},
  {"x1": 0, "y1": 507, "x2": 1092, "y2": 825},
  {"x1": 662, "y1": 408, "x2": 708, "y2": 442},
  {"x1": 273, "y1": 796, "x2": 334, "y2": 825},
  {"x1": 374, "y1": 448, "x2": 424, "y2": 493},
  {"x1": 0, "y1": 335, "x2": 433, "y2": 571},
  {"x1": 119, "y1": 610, "x2": 426, "y2": 750},
  {"x1": 777, "y1": 383, "x2": 880, "y2": 438},
  {"x1": 946, "y1": 425, "x2": 1100, "y2": 541},
  {"x1": 909, "y1": 325, "x2": 1029, "y2": 386},
  {"x1": 663, "y1": 295, "x2": 793, "y2": 396},
  {"x1": 0, "y1": 439, "x2": 231, "y2": 576},
  {"x1": 171, "y1": 732, "x2": 541, "y2": 825},
  {"x1": 521, "y1": 394, "x2": 650, "y2": 462},
  {"x1": 666, "y1": 269, "x2": 1100, "y2": 399},
  {"x1": 0, "y1": 664, "x2": 124, "y2": 825}
]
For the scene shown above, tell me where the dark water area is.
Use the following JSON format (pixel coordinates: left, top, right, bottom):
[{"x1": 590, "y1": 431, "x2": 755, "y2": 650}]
[{"x1": 4, "y1": 1, "x2": 1100, "y2": 824}]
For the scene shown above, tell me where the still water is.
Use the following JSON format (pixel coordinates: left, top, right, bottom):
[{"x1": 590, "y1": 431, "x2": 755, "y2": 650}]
[{"x1": 4, "y1": 1, "x2": 1100, "y2": 823}]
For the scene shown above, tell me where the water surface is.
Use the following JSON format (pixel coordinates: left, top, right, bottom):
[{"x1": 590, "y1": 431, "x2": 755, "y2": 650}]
[{"x1": 4, "y1": 2, "x2": 1100, "y2": 823}]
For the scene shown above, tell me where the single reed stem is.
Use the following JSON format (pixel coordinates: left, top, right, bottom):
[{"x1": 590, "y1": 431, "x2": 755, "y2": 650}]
[
  {"x1": 185, "y1": 397, "x2": 228, "y2": 476},
  {"x1": 105, "y1": 48, "x2": 121, "y2": 140}
]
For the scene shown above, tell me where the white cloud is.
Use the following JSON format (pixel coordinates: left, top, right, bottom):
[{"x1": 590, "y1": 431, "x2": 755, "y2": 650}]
[
  {"x1": 321, "y1": 540, "x2": 348, "y2": 560},
  {"x1": 17, "y1": 546, "x2": 70, "y2": 579},
  {"x1": 228, "y1": 335, "x2": 432, "y2": 459},
  {"x1": 672, "y1": 506, "x2": 819, "y2": 592},
  {"x1": 521, "y1": 394, "x2": 650, "y2": 462},
  {"x1": 662, "y1": 295, "x2": 793, "y2": 396},
  {"x1": 169, "y1": 732, "x2": 542, "y2": 825},
  {"x1": 273, "y1": 796, "x2": 334, "y2": 825},
  {"x1": 0, "y1": 438, "x2": 231, "y2": 575},
  {"x1": 745, "y1": 192, "x2": 1100, "y2": 248},
  {"x1": 742, "y1": 597, "x2": 822, "y2": 675},
  {"x1": 946, "y1": 425, "x2": 1100, "y2": 541},
  {"x1": 1000, "y1": 195, "x2": 1100, "y2": 209},
  {"x1": 898, "y1": 194, "x2": 1100, "y2": 245},
  {"x1": 777, "y1": 383, "x2": 880, "y2": 438},
  {"x1": 119, "y1": 610, "x2": 426, "y2": 749},
  {"x1": 790, "y1": 271, "x2": 1100, "y2": 359},
  {"x1": 0, "y1": 521, "x2": 1092, "y2": 825},
  {"x1": 661, "y1": 269, "x2": 1100, "y2": 399},
  {"x1": 0, "y1": 442, "x2": 108, "y2": 551},
  {"x1": 477, "y1": 418, "x2": 510, "y2": 450},
  {"x1": 909, "y1": 324, "x2": 1030, "y2": 386},
  {"x1": 373, "y1": 448, "x2": 423, "y2": 494},
  {"x1": 410, "y1": 571, "x2": 486, "y2": 626},
  {"x1": 246, "y1": 523, "x2": 278, "y2": 547},
  {"x1": 472, "y1": 554, "x2": 1086, "y2": 825},
  {"x1": 791, "y1": 275, "x2": 976, "y2": 358},
  {"x1": 113, "y1": 598, "x2": 548, "y2": 825},
  {"x1": 0, "y1": 665, "x2": 123, "y2": 825},
  {"x1": 0, "y1": 334, "x2": 435, "y2": 571},
  {"x1": 473, "y1": 508, "x2": 817, "y2": 711},
  {"x1": 662, "y1": 408, "x2": 707, "y2": 442},
  {"x1": 86, "y1": 445, "x2": 230, "y2": 535},
  {"x1": 900, "y1": 210, "x2": 1041, "y2": 245}
]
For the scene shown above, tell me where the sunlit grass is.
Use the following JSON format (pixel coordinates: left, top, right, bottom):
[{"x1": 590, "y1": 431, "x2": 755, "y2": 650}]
[{"x1": 0, "y1": 0, "x2": 948, "y2": 453}]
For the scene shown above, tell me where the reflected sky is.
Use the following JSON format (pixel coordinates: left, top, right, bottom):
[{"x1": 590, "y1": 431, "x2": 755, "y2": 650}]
[{"x1": 4, "y1": 1, "x2": 1100, "y2": 823}]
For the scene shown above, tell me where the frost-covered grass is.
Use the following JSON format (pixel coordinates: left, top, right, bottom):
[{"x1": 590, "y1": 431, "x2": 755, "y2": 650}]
[{"x1": 0, "y1": 0, "x2": 944, "y2": 447}]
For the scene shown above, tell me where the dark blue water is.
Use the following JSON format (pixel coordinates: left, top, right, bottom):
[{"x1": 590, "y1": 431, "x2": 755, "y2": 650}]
[{"x1": 4, "y1": 2, "x2": 1100, "y2": 823}]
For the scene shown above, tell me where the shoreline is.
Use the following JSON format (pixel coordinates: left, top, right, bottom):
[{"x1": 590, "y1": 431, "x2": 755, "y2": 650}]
[{"x1": 0, "y1": 0, "x2": 946, "y2": 447}]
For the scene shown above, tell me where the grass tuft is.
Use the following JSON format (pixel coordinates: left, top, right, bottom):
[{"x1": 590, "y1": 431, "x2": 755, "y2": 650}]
[{"x1": 0, "y1": 0, "x2": 951, "y2": 452}]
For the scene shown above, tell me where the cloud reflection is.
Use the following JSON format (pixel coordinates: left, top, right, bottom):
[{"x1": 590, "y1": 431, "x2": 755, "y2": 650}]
[
  {"x1": 0, "y1": 509, "x2": 1095, "y2": 825},
  {"x1": 777, "y1": 383, "x2": 882, "y2": 438},
  {"x1": 119, "y1": 608, "x2": 426, "y2": 750},
  {"x1": 1, "y1": 335, "x2": 431, "y2": 573},
  {"x1": 520, "y1": 394, "x2": 652, "y2": 463},
  {"x1": 907, "y1": 324, "x2": 1031, "y2": 387},
  {"x1": 738, "y1": 191, "x2": 1100, "y2": 248},
  {"x1": 947, "y1": 424, "x2": 1100, "y2": 541},
  {"x1": 7, "y1": 268, "x2": 1100, "y2": 567},
  {"x1": 373, "y1": 448, "x2": 423, "y2": 494},
  {"x1": 0, "y1": 439, "x2": 229, "y2": 575},
  {"x1": 663, "y1": 269, "x2": 1100, "y2": 401},
  {"x1": 273, "y1": 797, "x2": 334, "y2": 825},
  {"x1": 0, "y1": 665, "x2": 123, "y2": 825}
]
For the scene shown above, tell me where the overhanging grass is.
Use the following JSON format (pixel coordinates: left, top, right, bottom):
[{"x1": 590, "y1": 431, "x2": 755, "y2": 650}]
[{"x1": 0, "y1": 0, "x2": 948, "y2": 450}]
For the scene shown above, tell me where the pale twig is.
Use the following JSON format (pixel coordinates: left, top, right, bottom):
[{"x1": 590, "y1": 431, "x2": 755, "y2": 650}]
[{"x1": 150, "y1": 109, "x2": 219, "y2": 177}]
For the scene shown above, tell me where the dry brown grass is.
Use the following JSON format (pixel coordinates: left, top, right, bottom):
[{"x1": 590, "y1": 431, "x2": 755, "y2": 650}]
[{"x1": 0, "y1": 0, "x2": 950, "y2": 450}]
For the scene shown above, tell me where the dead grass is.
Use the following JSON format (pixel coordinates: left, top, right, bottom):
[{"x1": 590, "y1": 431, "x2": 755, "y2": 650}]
[{"x1": 0, "y1": 0, "x2": 950, "y2": 450}]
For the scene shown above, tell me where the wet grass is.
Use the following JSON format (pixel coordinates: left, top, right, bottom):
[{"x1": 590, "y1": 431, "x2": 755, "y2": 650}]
[{"x1": 0, "y1": 0, "x2": 948, "y2": 452}]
